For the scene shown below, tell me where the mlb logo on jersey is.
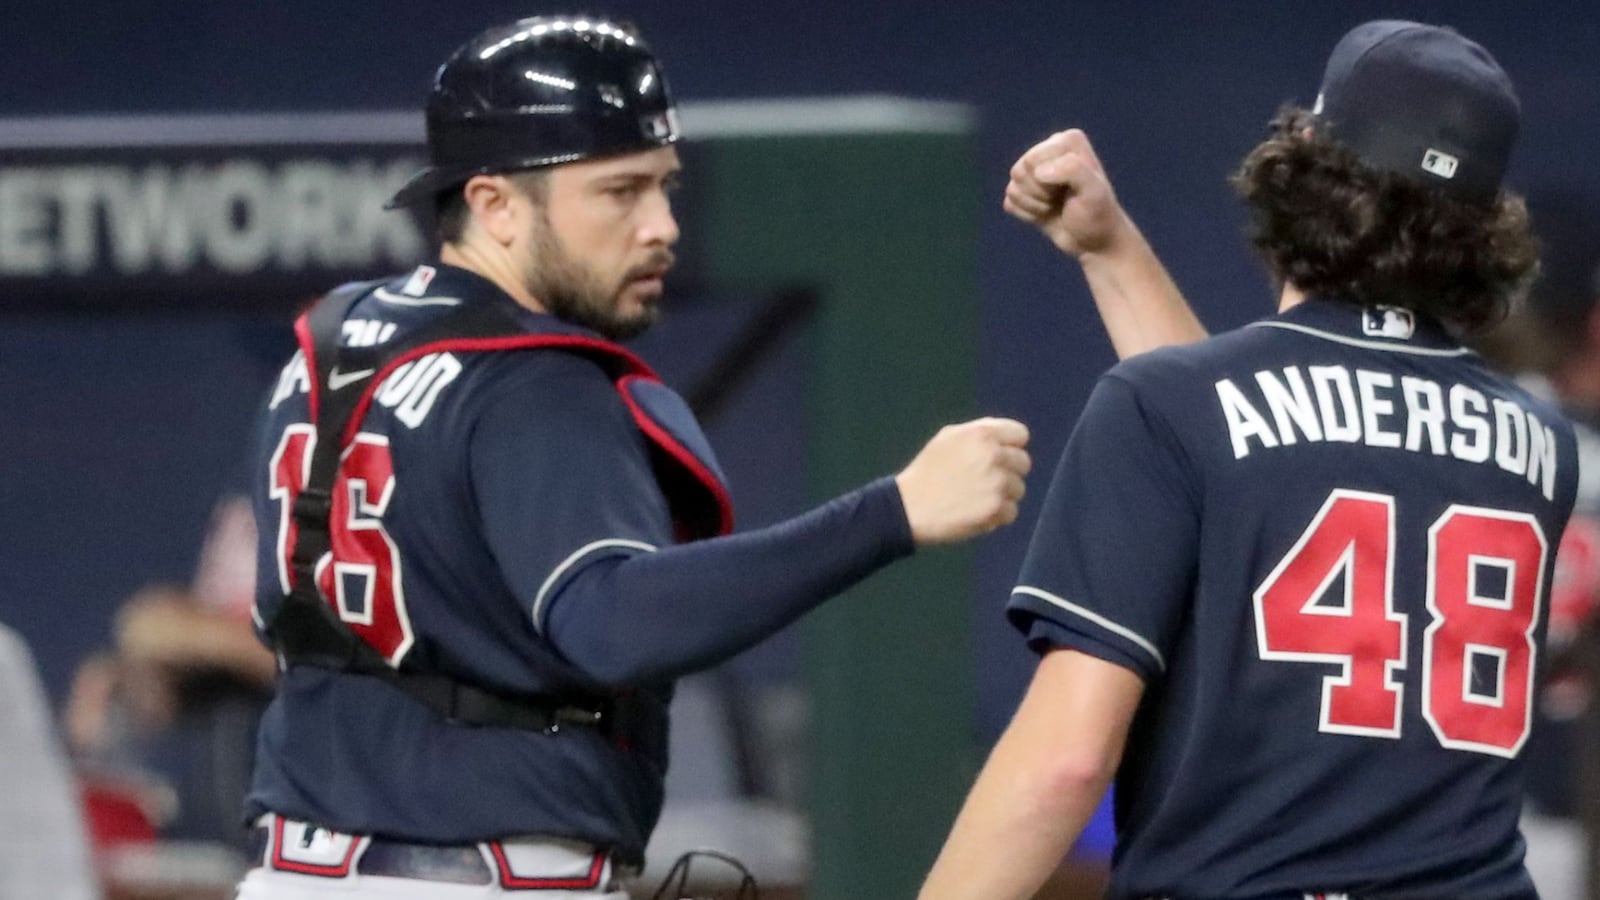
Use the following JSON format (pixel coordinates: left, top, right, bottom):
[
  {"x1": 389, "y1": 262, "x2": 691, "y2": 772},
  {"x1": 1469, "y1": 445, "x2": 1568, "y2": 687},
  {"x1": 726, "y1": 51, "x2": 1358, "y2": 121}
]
[
  {"x1": 1361, "y1": 305, "x2": 1416, "y2": 340},
  {"x1": 401, "y1": 265, "x2": 438, "y2": 297}
]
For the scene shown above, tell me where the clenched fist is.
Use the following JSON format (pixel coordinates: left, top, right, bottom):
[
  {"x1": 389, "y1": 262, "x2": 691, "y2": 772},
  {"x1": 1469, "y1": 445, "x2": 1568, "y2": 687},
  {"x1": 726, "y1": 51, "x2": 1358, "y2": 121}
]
[
  {"x1": 1003, "y1": 128, "x2": 1130, "y2": 258},
  {"x1": 895, "y1": 417, "x2": 1032, "y2": 545}
]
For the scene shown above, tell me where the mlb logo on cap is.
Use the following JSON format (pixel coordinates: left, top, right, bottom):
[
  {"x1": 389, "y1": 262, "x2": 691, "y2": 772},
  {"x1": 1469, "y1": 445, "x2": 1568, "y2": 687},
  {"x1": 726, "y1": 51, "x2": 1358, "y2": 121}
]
[
  {"x1": 1421, "y1": 149, "x2": 1459, "y2": 180},
  {"x1": 643, "y1": 109, "x2": 679, "y2": 141}
]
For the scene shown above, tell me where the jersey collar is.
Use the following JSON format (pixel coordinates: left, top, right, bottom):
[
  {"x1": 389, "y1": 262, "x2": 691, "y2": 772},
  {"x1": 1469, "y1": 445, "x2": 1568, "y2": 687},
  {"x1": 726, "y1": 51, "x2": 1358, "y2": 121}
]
[
  {"x1": 1246, "y1": 298, "x2": 1475, "y2": 357},
  {"x1": 391, "y1": 262, "x2": 608, "y2": 340}
]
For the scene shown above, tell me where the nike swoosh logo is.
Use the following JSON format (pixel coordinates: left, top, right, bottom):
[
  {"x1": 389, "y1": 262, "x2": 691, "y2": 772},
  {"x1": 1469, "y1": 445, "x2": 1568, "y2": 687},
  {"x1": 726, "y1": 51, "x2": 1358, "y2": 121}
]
[
  {"x1": 373, "y1": 287, "x2": 461, "y2": 307},
  {"x1": 327, "y1": 367, "x2": 376, "y2": 390}
]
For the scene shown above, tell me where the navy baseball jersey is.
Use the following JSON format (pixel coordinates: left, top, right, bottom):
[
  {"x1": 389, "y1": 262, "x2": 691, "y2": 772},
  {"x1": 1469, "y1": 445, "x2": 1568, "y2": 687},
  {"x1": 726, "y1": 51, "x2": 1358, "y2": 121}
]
[
  {"x1": 1010, "y1": 300, "x2": 1579, "y2": 898},
  {"x1": 248, "y1": 263, "x2": 726, "y2": 861},
  {"x1": 249, "y1": 263, "x2": 913, "y2": 865}
]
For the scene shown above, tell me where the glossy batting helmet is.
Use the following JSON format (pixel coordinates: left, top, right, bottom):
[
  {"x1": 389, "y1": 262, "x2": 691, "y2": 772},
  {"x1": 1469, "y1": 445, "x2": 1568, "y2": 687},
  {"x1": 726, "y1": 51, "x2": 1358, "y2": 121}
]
[{"x1": 386, "y1": 15, "x2": 680, "y2": 209}]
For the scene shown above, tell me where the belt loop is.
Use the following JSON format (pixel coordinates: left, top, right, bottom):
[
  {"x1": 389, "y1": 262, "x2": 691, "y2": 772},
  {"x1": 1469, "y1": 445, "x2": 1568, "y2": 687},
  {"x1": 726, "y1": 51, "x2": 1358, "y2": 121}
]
[{"x1": 489, "y1": 841, "x2": 610, "y2": 891}]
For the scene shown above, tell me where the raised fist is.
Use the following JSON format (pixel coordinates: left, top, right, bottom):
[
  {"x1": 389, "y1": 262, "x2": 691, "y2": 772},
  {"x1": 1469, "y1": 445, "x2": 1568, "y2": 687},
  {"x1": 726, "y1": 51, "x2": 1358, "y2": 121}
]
[
  {"x1": 895, "y1": 417, "x2": 1032, "y2": 545},
  {"x1": 1003, "y1": 128, "x2": 1128, "y2": 258}
]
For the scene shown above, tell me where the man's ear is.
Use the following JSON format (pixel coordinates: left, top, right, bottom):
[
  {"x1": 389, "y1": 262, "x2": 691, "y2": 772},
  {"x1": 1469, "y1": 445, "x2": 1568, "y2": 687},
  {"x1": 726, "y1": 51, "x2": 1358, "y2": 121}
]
[{"x1": 461, "y1": 175, "x2": 522, "y2": 246}]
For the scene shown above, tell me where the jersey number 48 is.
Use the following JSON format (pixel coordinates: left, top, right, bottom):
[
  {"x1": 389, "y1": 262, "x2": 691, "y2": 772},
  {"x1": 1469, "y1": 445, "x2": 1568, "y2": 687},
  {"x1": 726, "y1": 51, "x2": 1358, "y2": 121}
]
[{"x1": 1254, "y1": 489, "x2": 1546, "y2": 758}]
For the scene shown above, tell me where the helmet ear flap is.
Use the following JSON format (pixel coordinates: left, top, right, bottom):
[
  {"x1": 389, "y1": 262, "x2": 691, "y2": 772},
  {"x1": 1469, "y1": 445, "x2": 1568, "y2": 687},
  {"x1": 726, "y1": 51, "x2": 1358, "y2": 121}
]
[{"x1": 387, "y1": 16, "x2": 679, "y2": 210}]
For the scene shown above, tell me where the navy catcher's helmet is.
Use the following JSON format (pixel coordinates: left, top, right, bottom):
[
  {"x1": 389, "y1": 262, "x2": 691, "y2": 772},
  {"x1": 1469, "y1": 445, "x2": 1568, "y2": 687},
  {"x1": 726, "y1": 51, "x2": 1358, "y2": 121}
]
[{"x1": 387, "y1": 15, "x2": 680, "y2": 209}]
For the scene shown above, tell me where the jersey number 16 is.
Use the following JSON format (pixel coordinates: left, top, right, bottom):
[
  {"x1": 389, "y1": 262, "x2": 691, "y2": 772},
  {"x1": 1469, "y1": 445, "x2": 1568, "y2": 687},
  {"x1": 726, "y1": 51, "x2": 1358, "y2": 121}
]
[
  {"x1": 1254, "y1": 489, "x2": 1546, "y2": 758},
  {"x1": 269, "y1": 425, "x2": 416, "y2": 665}
]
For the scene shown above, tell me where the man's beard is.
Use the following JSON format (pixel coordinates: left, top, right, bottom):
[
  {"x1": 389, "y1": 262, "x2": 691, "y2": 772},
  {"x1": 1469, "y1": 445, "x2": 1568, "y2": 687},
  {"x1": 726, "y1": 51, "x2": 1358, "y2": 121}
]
[{"x1": 526, "y1": 219, "x2": 666, "y2": 342}]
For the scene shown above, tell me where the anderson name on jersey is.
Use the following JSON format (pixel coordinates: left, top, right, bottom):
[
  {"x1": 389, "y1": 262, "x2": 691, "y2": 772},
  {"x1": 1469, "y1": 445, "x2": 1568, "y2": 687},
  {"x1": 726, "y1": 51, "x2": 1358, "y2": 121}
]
[{"x1": 1214, "y1": 361, "x2": 1561, "y2": 500}]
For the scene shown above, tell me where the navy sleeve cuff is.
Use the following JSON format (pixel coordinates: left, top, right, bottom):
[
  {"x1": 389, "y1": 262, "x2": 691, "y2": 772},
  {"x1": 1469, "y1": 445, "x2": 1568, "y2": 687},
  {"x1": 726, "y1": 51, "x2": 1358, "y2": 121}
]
[
  {"x1": 1021, "y1": 617, "x2": 1159, "y2": 683},
  {"x1": 1007, "y1": 585, "x2": 1166, "y2": 683},
  {"x1": 861, "y1": 474, "x2": 916, "y2": 561}
]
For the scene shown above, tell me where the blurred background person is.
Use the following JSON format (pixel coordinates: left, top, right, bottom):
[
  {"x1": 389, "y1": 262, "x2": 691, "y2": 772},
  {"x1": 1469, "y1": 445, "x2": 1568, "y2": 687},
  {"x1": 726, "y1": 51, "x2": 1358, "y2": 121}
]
[{"x1": 66, "y1": 495, "x2": 272, "y2": 860}]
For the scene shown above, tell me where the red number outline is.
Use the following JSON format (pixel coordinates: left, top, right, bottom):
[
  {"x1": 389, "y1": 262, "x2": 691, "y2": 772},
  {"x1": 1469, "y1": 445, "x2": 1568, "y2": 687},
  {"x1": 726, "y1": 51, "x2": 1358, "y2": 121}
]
[
  {"x1": 268, "y1": 424, "x2": 317, "y2": 596},
  {"x1": 1255, "y1": 491, "x2": 1548, "y2": 757},
  {"x1": 268, "y1": 427, "x2": 415, "y2": 667},
  {"x1": 1253, "y1": 490, "x2": 1408, "y2": 738},
  {"x1": 1422, "y1": 505, "x2": 1546, "y2": 758}
]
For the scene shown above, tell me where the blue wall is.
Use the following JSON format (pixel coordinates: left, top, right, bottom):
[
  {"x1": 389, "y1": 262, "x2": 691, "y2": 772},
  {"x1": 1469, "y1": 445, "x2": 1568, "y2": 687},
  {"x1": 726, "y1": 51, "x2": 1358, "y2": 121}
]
[{"x1": 5, "y1": 1, "x2": 1599, "y2": 735}]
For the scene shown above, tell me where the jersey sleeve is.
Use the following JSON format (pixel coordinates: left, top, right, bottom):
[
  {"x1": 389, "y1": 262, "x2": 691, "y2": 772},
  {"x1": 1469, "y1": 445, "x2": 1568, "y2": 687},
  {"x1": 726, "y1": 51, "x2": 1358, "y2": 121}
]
[
  {"x1": 542, "y1": 476, "x2": 913, "y2": 686},
  {"x1": 1008, "y1": 372, "x2": 1201, "y2": 682},
  {"x1": 466, "y1": 355, "x2": 674, "y2": 633}
]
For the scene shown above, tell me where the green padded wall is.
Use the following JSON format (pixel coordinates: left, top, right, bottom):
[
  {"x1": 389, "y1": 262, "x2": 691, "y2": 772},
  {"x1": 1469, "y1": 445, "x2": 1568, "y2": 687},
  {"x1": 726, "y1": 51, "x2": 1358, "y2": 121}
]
[{"x1": 691, "y1": 98, "x2": 981, "y2": 899}]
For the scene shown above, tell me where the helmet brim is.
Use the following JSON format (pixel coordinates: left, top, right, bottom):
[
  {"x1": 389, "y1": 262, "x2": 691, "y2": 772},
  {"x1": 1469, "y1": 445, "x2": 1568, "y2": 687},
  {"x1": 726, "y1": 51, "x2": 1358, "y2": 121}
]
[{"x1": 385, "y1": 165, "x2": 470, "y2": 210}]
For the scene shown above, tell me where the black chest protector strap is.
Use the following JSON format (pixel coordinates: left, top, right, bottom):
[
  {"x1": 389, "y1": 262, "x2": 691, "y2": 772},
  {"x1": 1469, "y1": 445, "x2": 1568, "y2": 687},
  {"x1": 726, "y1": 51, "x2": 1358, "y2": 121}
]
[{"x1": 266, "y1": 284, "x2": 623, "y2": 734}]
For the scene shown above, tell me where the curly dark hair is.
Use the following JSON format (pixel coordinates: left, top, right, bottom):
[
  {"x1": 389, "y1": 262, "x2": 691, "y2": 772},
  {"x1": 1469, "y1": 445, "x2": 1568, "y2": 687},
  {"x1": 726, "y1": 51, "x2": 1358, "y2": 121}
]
[{"x1": 1232, "y1": 107, "x2": 1540, "y2": 335}]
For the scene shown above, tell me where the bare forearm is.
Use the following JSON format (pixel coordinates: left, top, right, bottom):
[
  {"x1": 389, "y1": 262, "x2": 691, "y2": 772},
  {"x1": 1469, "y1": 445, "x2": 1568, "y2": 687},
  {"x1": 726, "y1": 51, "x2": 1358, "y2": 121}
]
[
  {"x1": 1078, "y1": 214, "x2": 1208, "y2": 359},
  {"x1": 920, "y1": 739, "x2": 1110, "y2": 900},
  {"x1": 921, "y1": 650, "x2": 1142, "y2": 900},
  {"x1": 1002, "y1": 128, "x2": 1207, "y2": 359}
]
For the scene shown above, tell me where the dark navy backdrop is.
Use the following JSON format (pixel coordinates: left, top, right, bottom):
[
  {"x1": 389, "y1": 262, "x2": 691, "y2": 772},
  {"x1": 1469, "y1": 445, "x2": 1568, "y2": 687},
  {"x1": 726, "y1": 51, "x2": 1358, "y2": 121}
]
[{"x1": 3, "y1": 1, "x2": 1598, "y2": 739}]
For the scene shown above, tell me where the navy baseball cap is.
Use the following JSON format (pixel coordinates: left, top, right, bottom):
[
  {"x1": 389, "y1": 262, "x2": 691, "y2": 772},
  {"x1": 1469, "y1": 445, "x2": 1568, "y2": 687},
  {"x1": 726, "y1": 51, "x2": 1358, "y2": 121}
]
[{"x1": 1313, "y1": 20, "x2": 1519, "y2": 198}]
